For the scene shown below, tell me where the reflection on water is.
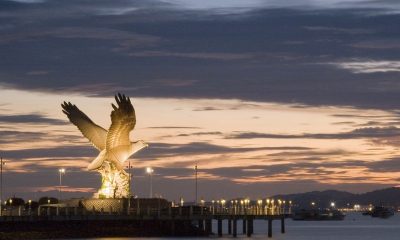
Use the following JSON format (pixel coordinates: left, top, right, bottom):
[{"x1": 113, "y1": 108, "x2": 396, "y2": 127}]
[{"x1": 72, "y1": 213, "x2": 400, "y2": 240}]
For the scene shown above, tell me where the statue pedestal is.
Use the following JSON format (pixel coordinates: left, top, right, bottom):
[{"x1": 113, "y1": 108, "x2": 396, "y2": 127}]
[{"x1": 81, "y1": 198, "x2": 128, "y2": 214}]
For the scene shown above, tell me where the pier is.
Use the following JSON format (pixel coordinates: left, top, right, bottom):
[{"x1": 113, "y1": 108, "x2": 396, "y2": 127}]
[{"x1": 0, "y1": 198, "x2": 290, "y2": 238}]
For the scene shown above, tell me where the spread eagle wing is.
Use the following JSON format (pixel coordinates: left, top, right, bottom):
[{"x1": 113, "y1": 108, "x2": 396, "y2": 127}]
[
  {"x1": 61, "y1": 102, "x2": 108, "y2": 151},
  {"x1": 106, "y1": 93, "x2": 136, "y2": 150}
]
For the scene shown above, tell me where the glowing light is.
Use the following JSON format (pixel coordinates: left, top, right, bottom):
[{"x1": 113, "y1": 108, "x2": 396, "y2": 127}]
[
  {"x1": 146, "y1": 167, "x2": 154, "y2": 174},
  {"x1": 221, "y1": 199, "x2": 226, "y2": 206}
]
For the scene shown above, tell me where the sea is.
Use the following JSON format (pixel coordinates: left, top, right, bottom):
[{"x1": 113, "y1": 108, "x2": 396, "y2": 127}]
[{"x1": 74, "y1": 213, "x2": 400, "y2": 240}]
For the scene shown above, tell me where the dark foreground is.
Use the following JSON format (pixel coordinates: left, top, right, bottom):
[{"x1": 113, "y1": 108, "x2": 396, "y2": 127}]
[{"x1": 0, "y1": 219, "x2": 207, "y2": 240}]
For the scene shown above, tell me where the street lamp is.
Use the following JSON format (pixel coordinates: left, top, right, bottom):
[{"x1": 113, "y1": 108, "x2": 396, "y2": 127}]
[
  {"x1": 194, "y1": 163, "x2": 198, "y2": 204},
  {"x1": 146, "y1": 167, "x2": 154, "y2": 198},
  {"x1": 28, "y1": 199, "x2": 32, "y2": 215},
  {"x1": 58, "y1": 168, "x2": 66, "y2": 200},
  {"x1": 0, "y1": 157, "x2": 6, "y2": 217},
  {"x1": 257, "y1": 199, "x2": 262, "y2": 214},
  {"x1": 127, "y1": 161, "x2": 133, "y2": 197}
]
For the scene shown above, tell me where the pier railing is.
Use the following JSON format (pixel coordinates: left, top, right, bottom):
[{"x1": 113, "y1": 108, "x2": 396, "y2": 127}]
[{"x1": 0, "y1": 202, "x2": 291, "y2": 218}]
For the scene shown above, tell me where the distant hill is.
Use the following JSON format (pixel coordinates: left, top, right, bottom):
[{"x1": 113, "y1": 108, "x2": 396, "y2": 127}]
[{"x1": 273, "y1": 187, "x2": 400, "y2": 208}]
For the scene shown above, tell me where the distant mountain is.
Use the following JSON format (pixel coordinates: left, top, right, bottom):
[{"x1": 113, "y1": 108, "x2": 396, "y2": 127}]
[{"x1": 273, "y1": 187, "x2": 400, "y2": 208}]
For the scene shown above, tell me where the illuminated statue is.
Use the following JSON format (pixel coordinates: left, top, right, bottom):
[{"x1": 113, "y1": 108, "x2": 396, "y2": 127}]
[{"x1": 61, "y1": 93, "x2": 148, "y2": 198}]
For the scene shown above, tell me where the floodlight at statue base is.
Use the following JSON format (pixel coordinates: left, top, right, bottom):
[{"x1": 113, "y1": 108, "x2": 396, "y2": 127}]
[{"x1": 94, "y1": 163, "x2": 130, "y2": 199}]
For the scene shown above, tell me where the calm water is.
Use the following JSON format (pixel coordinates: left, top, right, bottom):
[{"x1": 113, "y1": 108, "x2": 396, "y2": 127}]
[{"x1": 74, "y1": 213, "x2": 400, "y2": 240}]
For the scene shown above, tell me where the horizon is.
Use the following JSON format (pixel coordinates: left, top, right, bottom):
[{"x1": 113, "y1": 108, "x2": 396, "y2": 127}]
[{"x1": 1, "y1": 0, "x2": 400, "y2": 203}]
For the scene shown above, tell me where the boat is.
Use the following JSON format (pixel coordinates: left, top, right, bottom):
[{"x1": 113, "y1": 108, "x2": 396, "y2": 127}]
[
  {"x1": 292, "y1": 209, "x2": 345, "y2": 221},
  {"x1": 369, "y1": 206, "x2": 394, "y2": 218}
]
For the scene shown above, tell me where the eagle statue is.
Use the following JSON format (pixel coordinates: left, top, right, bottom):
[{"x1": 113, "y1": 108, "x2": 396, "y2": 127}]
[{"x1": 61, "y1": 93, "x2": 148, "y2": 198}]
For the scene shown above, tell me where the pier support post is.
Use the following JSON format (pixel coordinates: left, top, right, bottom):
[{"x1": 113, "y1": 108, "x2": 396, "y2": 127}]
[
  {"x1": 242, "y1": 219, "x2": 247, "y2": 234},
  {"x1": 228, "y1": 219, "x2": 232, "y2": 234},
  {"x1": 198, "y1": 219, "x2": 204, "y2": 231},
  {"x1": 205, "y1": 219, "x2": 212, "y2": 234},
  {"x1": 281, "y1": 216, "x2": 285, "y2": 233},
  {"x1": 268, "y1": 219, "x2": 272, "y2": 238},
  {"x1": 170, "y1": 220, "x2": 175, "y2": 236},
  {"x1": 247, "y1": 218, "x2": 253, "y2": 237},
  {"x1": 233, "y1": 219, "x2": 237, "y2": 237},
  {"x1": 218, "y1": 218, "x2": 223, "y2": 237},
  {"x1": 137, "y1": 200, "x2": 140, "y2": 216}
]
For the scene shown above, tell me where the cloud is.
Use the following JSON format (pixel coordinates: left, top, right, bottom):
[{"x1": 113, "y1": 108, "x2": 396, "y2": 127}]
[
  {"x1": 26, "y1": 70, "x2": 49, "y2": 76},
  {"x1": 164, "y1": 0, "x2": 400, "y2": 13},
  {"x1": 0, "y1": 113, "x2": 66, "y2": 125},
  {"x1": 0, "y1": 130, "x2": 81, "y2": 144},
  {"x1": 367, "y1": 158, "x2": 400, "y2": 172},
  {"x1": 2, "y1": 4, "x2": 400, "y2": 109},
  {"x1": 2, "y1": 145, "x2": 96, "y2": 160},
  {"x1": 303, "y1": 26, "x2": 374, "y2": 34},
  {"x1": 176, "y1": 131, "x2": 223, "y2": 137},
  {"x1": 8, "y1": 0, "x2": 44, "y2": 3},
  {"x1": 146, "y1": 126, "x2": 200, "y2": 129},
  {"x1": 333, "y1": 60, "x2": 400, "y2": 73},
  {"x1": 193, "y1": 107, "x2": 224, "y2": 111},
  {"x1": 0, "y1": 27, "x2": 160, "y2": 50},
  {"x1": 128, "y1": 51, "x2": 254, "y2": 60},
  {"x1": 0, "y1": 130, "x2": 47, "y2": 144},
  {"x1": 351, "y1": 40, "x2": 400, "y2": 49},
  {"x1": 135, "y1": 142, "x2": 279, "y2": 159},
  {"x1": 229, "y1": 127, "x2": 400, "y2": 140}
]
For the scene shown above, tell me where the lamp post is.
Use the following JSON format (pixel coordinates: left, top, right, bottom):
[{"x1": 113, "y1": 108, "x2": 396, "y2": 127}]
[
  {"x1": 194, "y1": 163, "x2": 198, "y2": 204},
  {"x1": 221, "y1": 199, "x2": 226, "y2": 213},
  {"x1": 257, "y1": 199, "x2": 262, "y2": 215},
  {"x1": 127, "y1": 161, "x2": 133, "y2": 197},
  {"x1": 146, "y1": 167, "x2": 154, "y2": 198},
  {"x1": 28, "y1": 199, "x2": 32, "y2": 215},
  {"x1": 0, "y1": 157, "x2": 6, "y2": 217},
  {"x1": 58, "y1": 168, "x2": 65, "y2": 200}
]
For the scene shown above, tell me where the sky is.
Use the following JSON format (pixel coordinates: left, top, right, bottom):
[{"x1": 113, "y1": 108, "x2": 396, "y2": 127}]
[{"x1": 1, "y1": 0, "x2": 400, "y2": 202}]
